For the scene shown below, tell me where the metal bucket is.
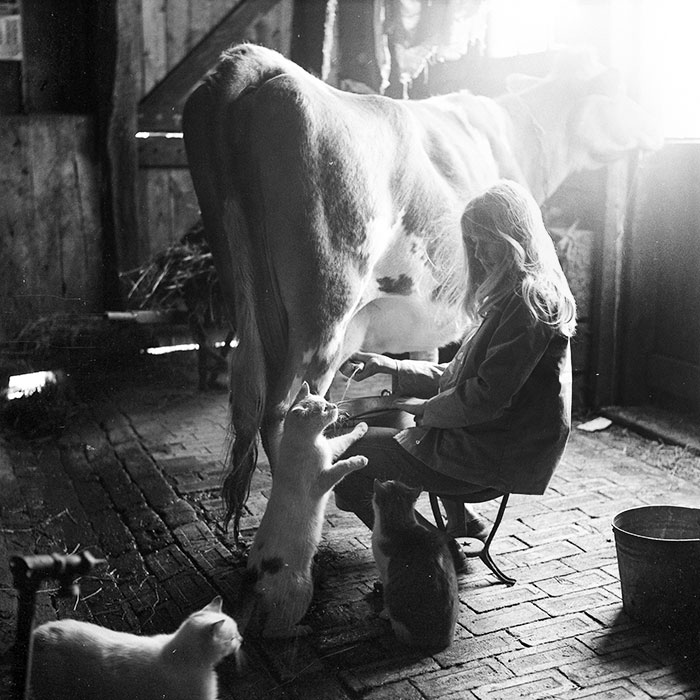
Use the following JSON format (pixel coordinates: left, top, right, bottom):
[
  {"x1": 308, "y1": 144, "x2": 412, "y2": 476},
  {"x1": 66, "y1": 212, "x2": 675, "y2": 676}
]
[
  {"x1": 612, "y1": 505, "x2": 700, "y2": 630},
  {"x1": 328, "y1": 394, "x2": 414, "y2": 434}
]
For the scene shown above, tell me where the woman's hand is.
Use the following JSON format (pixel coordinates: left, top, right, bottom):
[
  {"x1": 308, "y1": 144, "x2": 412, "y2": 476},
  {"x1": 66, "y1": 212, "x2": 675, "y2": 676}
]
[
  {"x1": 339, "y1": 352, "x2": 398, "y2": 382},
  {"x1": 391, "y1": 397, "x2": 427, "y2": 426}
]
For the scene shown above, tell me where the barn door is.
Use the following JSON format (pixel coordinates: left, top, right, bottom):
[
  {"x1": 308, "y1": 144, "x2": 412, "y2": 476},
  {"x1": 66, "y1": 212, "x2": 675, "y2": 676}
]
[{"x1": 619, "y1": 142, "x2": 700, "y2": 415}]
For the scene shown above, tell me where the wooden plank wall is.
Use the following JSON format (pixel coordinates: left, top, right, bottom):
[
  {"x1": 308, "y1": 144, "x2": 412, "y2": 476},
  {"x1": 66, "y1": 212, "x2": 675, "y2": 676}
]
[
  {"x1": 140, "y1": 0, "x2": 246, "y2": 99},
  {"x1": 0, "y1": 116, "x2": 102, "y2": 342},
  {"x1": 135, "y1": 0, "x2": 294, "y2": 264},
  {"x1": 621, "y1": 143, "x2": 700, "y2": 413}
]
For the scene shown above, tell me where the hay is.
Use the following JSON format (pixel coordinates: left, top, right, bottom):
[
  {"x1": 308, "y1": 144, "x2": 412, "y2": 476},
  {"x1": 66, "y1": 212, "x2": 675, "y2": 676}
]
[
  {"x1": 610, "y1": 425, "x2": 700, "y2": 486},
  {"x1": 120, "y1": 220, "x2": 226, "y2": 328}
]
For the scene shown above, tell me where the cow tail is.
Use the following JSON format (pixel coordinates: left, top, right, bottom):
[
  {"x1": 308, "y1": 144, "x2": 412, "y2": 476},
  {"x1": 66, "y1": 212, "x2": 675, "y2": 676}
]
[
  {"x1": 220, "y1": 198, "x2": 267, "y2": 539},
  {"x1": 185, "y1": 46, "x2": 295, "y2": 539}
]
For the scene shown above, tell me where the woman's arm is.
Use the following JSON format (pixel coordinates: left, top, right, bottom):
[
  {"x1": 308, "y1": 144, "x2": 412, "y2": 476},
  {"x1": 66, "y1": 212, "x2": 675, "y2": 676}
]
[
  {"x1": 392, "y1": 359, "x2": 446, "y2": 398},
  {"x1": 342, "y1": 352, "x2": 446, "y2": 398},
  {"x1": 422, "y1": 297, "x2": 554, "y2": 428}
]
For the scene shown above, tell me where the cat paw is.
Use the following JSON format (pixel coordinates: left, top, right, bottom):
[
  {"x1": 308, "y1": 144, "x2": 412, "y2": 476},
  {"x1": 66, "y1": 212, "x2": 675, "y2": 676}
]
[
  {"x1": 352, "y1": 421, "x2": 368, "y2": 438},
  {"x1": 348, "y1": 455, "x2": 368, "y2": 471}
]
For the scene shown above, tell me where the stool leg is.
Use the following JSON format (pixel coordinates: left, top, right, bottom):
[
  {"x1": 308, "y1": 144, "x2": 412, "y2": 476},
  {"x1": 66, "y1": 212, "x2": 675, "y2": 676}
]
[
  {"x1": 480, "y1": 547, "x2": 516, "y2": 586},
  {"x1": 429, "y1": 492, "x2": 516, "y2": 585},
  {"x1": 479, "y1": 495, "x2": 516, "y2": 586},
  {"x1": 429, "y1": 493, "x2": 446, "y2": 530}
]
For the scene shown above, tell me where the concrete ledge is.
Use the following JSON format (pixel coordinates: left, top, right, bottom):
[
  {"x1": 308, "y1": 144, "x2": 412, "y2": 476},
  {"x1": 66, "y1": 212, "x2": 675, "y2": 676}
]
[{"x1": 601, "y1": 404, "x2": 700, "y2": 455}]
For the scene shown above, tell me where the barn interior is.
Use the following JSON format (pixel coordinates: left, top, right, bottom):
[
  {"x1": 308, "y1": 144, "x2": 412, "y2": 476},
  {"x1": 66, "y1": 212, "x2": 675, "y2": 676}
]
[{"x1": 1, "y1": 1, "x2": 699, "y2": 699}]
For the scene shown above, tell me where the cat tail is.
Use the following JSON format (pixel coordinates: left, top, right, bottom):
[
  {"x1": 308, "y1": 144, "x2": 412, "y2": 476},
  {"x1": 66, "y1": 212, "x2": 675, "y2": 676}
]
[{"x1": 183, "y1": 46, "x2": 294, "y2": 538}]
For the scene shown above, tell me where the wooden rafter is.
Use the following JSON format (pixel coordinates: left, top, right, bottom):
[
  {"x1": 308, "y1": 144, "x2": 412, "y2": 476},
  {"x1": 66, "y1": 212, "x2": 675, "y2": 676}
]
[{"x1": 138, "y1": 0, "x2": 281, "y2": 131}]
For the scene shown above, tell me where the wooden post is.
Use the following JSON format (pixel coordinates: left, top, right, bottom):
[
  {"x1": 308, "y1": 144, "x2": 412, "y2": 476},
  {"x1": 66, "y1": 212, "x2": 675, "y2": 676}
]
[
  {"x1": 336, "y1": 0, "x2": 383, "y2": 92},
  {"x1": 291, "y1": 0, "x2": 329, "y2": 76},
  {"x1": 590, "y1": 160, "x2": 628, "y2": 408},
  {"x1": 94, "y1": 0, "x2": 142, "y2": 305}
]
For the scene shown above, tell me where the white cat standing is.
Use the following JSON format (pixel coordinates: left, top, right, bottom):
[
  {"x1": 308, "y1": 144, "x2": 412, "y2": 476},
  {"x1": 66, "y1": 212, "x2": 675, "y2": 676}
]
[
  {"x1": 247, "y1": 382, "x2": 368, "y2": 637},
  {"x1": 30, "y1": 596, "x2": 241, "y2": 700}
]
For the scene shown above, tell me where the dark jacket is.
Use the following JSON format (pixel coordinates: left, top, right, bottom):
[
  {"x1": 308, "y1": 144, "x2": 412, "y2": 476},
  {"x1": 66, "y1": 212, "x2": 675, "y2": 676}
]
[{"x1": 393, "y1": 293, "x2": 572, "y2": 495}]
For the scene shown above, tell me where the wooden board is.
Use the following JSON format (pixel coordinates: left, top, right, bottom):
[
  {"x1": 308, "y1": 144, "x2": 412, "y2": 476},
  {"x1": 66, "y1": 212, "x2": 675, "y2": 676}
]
[
  {"x1": 139, "y1": 0, "x2": 246, "y2": 99},
  {"x1": 136, "y1": 168, "x2": 201, "y2": 263},
  {"x1": 138, "y1": 0, "x2": 293, "y2": 130},
  {"x1": 0, "y1": 116, "x2": 102, "y2": 342}
]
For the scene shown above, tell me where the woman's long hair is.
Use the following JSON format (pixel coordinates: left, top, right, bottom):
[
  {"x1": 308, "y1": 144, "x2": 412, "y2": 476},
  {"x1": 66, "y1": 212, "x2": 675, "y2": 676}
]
[{"x1": 461, "y1": 179, "x2": 577, "y2": 337}]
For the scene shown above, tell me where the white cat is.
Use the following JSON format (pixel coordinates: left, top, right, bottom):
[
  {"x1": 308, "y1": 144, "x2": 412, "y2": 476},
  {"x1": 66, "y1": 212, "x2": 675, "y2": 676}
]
[
  {"x1": 30, "y1": 596, "x2": 241, "y2": 700},
  {"x1": 246, "y1": 381, "x2": 368, "y2": 637}
]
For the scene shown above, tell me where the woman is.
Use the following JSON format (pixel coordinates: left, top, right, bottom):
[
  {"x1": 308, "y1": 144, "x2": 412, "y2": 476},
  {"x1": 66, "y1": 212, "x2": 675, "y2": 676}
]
[{"x1": 335, "y1": 179, "x2": 576, "y2": 544}]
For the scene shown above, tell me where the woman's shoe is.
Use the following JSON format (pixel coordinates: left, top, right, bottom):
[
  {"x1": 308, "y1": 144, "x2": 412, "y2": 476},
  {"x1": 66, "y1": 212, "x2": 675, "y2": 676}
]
[
  {"x1": 465, "y1": 517, "x2": 489, "y2": 542},
  {"x1": 447, "y1": 516, "x2": 489, "y2": 542}
]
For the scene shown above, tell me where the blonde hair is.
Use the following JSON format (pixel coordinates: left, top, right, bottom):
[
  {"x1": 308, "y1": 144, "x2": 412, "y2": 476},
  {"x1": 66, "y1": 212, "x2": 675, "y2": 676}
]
[{"x1": 461, "y1": 180, "x2": 577, "y2": 337}]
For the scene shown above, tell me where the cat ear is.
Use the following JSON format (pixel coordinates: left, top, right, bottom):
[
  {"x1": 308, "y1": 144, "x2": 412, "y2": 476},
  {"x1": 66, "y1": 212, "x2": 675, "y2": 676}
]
[
  {"x1": 397, "y1": 480, "x2": 421, "y2": 502},
  {"x1": 210, "y1": 619, "x2": 225, "y2": 636},
  {"x1": 407, "y1": 484, "x2": 422, "y2": 502},
  {"x1": 204, "y1": 596, "x2": 223, "y2": 613},
  {"x1": 294, "y1": 381, "x2": 310, "y2": 403}
]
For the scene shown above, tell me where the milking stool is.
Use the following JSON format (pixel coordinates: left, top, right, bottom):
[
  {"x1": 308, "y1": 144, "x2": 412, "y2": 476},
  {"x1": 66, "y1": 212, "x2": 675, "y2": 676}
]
[{"x1": 429, "y1": 490, "x2": 516, "y2": 586}]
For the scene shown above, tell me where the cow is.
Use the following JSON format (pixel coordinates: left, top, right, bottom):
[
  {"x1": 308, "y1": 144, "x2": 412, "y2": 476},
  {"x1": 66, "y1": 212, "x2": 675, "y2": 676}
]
[{"x1": 182, "y1": 43, "x2": 661, "y2": 536}]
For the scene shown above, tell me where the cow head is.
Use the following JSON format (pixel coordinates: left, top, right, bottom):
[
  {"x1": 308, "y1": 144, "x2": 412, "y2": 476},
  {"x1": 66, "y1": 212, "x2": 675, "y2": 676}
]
[{"x1": 504, "y1": 49, "x2": 663, "y2": 199}]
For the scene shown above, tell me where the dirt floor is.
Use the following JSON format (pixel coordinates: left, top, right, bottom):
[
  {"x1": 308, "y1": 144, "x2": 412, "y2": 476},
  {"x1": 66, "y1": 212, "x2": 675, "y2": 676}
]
[{"x1": 1, "y1": 351, "x2": 699, "y2": 699}]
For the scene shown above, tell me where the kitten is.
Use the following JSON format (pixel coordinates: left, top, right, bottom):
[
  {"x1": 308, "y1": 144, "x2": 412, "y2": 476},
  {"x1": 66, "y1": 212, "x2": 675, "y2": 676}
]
[
  {"x1": 246, "y1": 381, "x2": 368, "y2": 637},
  {"x1": 30, "y1": 596, "x2": 241, "y2": 700},
  {"x1": 372, "y1": 479, "x2": 459, "y2": 649}
]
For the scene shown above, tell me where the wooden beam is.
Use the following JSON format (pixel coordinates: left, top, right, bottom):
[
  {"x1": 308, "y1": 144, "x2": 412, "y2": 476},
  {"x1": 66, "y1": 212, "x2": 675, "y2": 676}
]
[
  {"x1": 137, "y1": 135, "x2": 188, "y2": 168},
  {"x1": 138, "y1": 0, "x2": 281, "y2": 131},
  {"x1": 20, "y1": 0, "x2": 94, "y2": 113}
]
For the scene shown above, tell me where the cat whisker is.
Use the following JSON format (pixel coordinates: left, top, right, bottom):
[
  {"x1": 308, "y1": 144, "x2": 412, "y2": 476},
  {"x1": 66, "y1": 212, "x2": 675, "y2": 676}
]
[
  {"x1": 232, "y1": 646, "x2": 247, "y2": 673},
  {"x1": 272, "y1": 643, "x2": 364, "y2": 690}
]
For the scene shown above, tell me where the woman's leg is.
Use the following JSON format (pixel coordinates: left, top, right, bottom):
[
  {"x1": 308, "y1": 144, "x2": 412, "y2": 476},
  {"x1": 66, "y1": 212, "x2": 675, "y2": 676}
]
[
  {"x1": 333, "y1": 427, "x2": 485, "y2": 529},
  {"x1": 441, "y1": 499, "x2": 489, "y2": 540}
]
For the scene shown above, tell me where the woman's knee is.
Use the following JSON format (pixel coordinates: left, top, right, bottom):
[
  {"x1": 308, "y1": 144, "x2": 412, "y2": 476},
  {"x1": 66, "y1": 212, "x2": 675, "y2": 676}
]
[{"x1": 334, "y1": 469, "x2": 369, "y2": 505}]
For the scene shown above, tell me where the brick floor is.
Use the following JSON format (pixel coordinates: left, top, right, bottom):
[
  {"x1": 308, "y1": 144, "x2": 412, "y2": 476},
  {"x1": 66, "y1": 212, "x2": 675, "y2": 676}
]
[{"x1": 1, "y1": 353, "x2": 699, "y2": 699}]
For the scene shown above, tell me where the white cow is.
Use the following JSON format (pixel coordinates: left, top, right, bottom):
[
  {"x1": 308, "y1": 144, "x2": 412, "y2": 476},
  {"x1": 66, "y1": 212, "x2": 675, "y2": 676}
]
[{"x1": 183, "y1": 44, "x2": 661, "y2": 534}]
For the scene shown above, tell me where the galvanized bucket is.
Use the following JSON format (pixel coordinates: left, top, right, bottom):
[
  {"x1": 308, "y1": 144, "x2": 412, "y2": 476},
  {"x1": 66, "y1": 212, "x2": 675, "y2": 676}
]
[
  {"x1": 612, "y1": 505, "x2": 700, "y2": 630},
  {"x1": 335, "y1": 394, "x2": 414, "y2": 430}
]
